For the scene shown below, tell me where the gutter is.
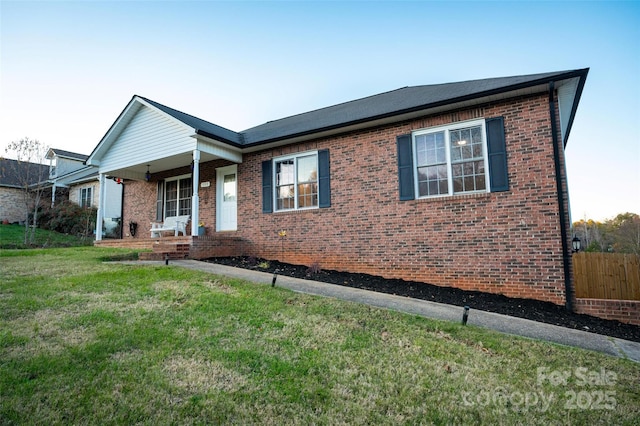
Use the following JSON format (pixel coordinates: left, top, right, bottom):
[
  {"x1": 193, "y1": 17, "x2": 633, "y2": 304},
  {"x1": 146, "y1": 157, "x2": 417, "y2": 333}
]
[
  {"x1": 549, "y1": 81, "x2": 574, "y2": 311},
  {"x1": 195, "y1": 129, "x2": 245, "y2": 148},
  {"x1": 119, "y1": 180, "x2": 125, "y2": 239}
]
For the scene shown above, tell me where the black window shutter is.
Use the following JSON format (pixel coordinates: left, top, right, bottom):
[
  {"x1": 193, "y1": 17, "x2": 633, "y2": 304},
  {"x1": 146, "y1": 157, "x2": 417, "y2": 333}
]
[
  {"x1": 318, "y1": 149, "x2": 331, "y2": 208},
  {"x1": 396, "y1": 134, "x2": 415, "y2": 201},
  {"x1": 262, "y1": 160, "x2": 273, "y2": 213},
  {"x1": 486, "y1": 117, "x2": 509, "y2": 192},
  {"x1": 156, "y1": 180, "x2": 164, "y2": 221}
]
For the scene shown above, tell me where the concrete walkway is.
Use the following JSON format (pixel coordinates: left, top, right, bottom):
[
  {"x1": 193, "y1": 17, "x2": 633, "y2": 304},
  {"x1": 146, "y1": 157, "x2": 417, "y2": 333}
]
[{"x1": 137, "y1": 259, "x2": 640, "y2": 363}]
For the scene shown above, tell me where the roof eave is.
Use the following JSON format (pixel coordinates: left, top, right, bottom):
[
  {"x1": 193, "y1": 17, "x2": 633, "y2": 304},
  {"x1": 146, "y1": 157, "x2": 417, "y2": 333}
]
[
  {"x1": 195, "y1": 129, "x2": 244, "y2": 148},
  {"x1": 561, "y1": 70, "x2": 589, "y2": 147}
]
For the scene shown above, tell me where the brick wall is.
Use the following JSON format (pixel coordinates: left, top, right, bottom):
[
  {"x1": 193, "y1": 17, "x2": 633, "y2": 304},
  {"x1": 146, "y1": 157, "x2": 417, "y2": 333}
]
[
  {"x1": 190, "y1": 234, "x2": 247, "y2": 259},
  {"x1": 0, "y1": 187, "x2": 54, "y2": 224},
  {"x1": 234, "y1": 93, "x2": 567, "y2": 305},
  {"x1": 119, "y1": 92, "x2": 569, "y2": 305},
  {"x1": 0, "y1": 187, "x2": 27, "y2": 223},
  {"x1": 574, "y1": 299, "x2": 640, "y2": 326},
  {"x1": 122, "y1": 180, "x2": 157, "y2": 239}
]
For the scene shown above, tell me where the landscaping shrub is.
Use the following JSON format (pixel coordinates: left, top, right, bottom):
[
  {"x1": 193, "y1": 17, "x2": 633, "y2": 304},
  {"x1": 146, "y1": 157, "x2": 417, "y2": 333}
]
[{"x1": 39, "y1": 200, "x2": 97, "y2": 237}]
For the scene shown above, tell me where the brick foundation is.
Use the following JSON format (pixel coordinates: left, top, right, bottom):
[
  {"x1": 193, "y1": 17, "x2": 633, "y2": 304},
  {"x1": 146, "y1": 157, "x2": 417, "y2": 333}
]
[
  {"x1": 574, "y1": 298, "x2": 640, "y2": 326},
  {"x1": 190, "y1": 234, "x2": 245, "y2": 259}
]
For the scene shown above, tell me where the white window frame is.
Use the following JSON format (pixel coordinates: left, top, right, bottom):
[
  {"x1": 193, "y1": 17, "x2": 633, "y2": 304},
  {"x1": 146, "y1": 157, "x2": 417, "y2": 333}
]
[
  {"x1": 79, "y1": 187, "x2": 92, "y2": 208},
  {"x1": 273, "y1": 151, "x2": 319, "y2": 212},
  {"x1": 412, "y1": 119, "x2": 490, "y2": 198},
  {"x1": 164, "y1": 173, "x2": 192, "y2": 218}
]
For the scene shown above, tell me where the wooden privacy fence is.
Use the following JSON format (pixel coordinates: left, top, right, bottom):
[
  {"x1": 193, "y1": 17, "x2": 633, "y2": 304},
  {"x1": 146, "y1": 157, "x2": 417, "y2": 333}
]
[{"x1": 573, "y1": 252, "x2": 640, "y2": 300}]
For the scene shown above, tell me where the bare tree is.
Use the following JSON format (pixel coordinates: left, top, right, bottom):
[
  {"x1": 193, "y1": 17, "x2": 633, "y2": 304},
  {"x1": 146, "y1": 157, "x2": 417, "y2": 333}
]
[
  {"x1": 572, "y1": 218, "x2": 607, "y2": 252},
  {"x1": 612, "y1": 213, "x2": 640, "y2": 255},
  {"x1": 573, "y1": 212, "x2": 640, "y2": 254},
  {"x1": 3, "y1": 137, "x2": 50, "y2": 244}
]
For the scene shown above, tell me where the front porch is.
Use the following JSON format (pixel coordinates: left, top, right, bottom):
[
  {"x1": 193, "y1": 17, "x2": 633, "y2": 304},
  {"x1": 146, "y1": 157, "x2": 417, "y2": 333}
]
[
  {"x1": 86, "y1": 95, "x2": 243, "y2": 244},
  {"x1": 95, "y1": 234, "x2": 245, "y2": 261}
]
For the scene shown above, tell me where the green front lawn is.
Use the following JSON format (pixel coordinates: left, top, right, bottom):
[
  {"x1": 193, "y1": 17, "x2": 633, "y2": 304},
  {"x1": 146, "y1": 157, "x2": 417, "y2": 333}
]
[
  {"x1": 0, "y1": 224, "x2": 94, "y2": 249},
  {"x1": 1, "y1": 247, "x2": 639, "y2": 424}
]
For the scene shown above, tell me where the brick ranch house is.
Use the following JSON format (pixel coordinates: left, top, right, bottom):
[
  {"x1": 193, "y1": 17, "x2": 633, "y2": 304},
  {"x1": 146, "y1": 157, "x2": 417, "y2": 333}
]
[{"x1": 88, "y1": 68, "x2": 589, "y2": 309}]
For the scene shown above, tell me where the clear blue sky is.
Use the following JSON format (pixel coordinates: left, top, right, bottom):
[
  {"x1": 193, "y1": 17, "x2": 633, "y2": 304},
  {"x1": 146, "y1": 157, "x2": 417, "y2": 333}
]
[{"x1": 1, "y1": 1, "x2": 638, "y2": 221}]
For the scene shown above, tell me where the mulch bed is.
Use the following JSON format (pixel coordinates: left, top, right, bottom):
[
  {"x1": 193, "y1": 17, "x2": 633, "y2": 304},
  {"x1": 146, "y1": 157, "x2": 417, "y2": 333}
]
[{"x1": 204, "y1": 256, "x2": 640, "y2": 343}]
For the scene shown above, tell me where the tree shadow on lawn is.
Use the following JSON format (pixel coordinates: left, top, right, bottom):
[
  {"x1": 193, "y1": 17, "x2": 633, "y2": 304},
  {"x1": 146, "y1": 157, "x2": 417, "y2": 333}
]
[{"x1": 205, "y1": 256, "x2": 640, "y2": 343}]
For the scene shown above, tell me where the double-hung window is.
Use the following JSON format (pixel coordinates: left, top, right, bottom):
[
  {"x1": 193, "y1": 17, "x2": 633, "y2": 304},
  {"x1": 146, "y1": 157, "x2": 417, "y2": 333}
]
[
  {"x1": 164, "y1": 175, "x2": 192, "y2": 217},
  {"x1": 413, "y1": 120, "x2": 489, "y2": 198},
  {"x1": 275, "y1": 152, "x2": 319, "y2": 211},
  {"x1": 262, "y1": 149, "x2": 330, "y2": 213},
  {"x1": 80, "y1": 187, "x2": 92, "y2": 208}
]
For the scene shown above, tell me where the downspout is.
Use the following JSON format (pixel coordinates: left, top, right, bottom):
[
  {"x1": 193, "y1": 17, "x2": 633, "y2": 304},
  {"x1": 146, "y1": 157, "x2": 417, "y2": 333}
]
[
  {"x1": 120, "y1": 181, "x2": 125, "y2": 239},
  {"x1": 549, "y1": 82, "x2": 573, "y2": 311},
  {"x1": 96, "y1": 173, "x2": 105, "y2": 241}
]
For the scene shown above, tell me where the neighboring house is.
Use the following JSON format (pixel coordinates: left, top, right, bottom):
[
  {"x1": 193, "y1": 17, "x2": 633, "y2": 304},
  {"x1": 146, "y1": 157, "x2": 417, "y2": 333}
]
[
  {"x1": 0, "y1": 158, "x2": 49, "y2": 224},
  {"x1": 47, "y1": 148, "x2": 92, "y2": 206},
  {"x1": 46, "y1": 148, "x2": 123, "y2": 237},
  {"x1": 69, "y1": 174, "x2": 123, "y2": 237},
  {"x1": 87, "y1": 68, "x2": 589, "y2": 307},
  {"x1": 47, "y1": 148, "x2": 89, "y2": 179}
]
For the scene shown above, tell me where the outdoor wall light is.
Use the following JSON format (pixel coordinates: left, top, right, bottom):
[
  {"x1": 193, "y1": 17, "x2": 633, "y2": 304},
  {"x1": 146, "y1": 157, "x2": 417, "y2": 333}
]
[
  {"x1": 572, "y1": 236, "x2": 581, "y2": 253},
  {"x1": 145, "y1": 165, "x2": 151, "y2": 182}
]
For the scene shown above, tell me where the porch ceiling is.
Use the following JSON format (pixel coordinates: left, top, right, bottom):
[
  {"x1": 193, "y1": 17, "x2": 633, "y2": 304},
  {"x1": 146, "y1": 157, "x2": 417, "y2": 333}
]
[{"x1": 106, "y1": 150, "x2": 226, "y2": 181}]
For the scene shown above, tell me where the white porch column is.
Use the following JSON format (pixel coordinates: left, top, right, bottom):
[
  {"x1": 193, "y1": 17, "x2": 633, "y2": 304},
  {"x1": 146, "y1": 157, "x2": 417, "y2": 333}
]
[
  {"x1": 191, "y1": 150, "x2": 200, "y2": 236},
  {"x1": 51, "y1": 183, "x2": 56, "y2": 207},
  {"x1": 96, "y1": 173, "x2": 106, "y2": 240}
]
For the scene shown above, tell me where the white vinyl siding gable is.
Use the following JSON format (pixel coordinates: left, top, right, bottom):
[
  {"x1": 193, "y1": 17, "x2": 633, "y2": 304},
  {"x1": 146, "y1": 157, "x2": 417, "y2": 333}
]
[
  {"x1": 51, "y1": 157, "x2": 85, "y2": 178},
  {"x1": 99, "y1": 105, "x2": 197, "y2": 171}
]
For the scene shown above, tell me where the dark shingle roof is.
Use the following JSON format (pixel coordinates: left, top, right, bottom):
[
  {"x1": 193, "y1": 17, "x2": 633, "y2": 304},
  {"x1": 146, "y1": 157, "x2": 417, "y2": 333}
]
[
  {"x1": 0, "y1": 158, "x2": 49, "y2": 188},
  {"x1": 239, "y1": 69, "x2": 587, "y2": 145},
  {"x1": 141, "y1": 69, "x2": 588, "y2": 148}
]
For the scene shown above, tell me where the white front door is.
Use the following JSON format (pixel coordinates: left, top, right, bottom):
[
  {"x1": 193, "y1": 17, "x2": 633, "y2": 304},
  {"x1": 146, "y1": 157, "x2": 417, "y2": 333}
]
[{"x1": 216, "y1": 165, "x2": 237, "y2": 231}]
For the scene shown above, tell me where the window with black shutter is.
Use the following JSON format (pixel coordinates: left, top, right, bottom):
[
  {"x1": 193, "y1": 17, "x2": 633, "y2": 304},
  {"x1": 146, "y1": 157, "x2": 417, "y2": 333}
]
[
  {"x1": 397, "y1": 118, "x2": 508, "y2": 200},
  {"x1": 263, "y1": 150, "x2": 330, "y2": 212}
]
